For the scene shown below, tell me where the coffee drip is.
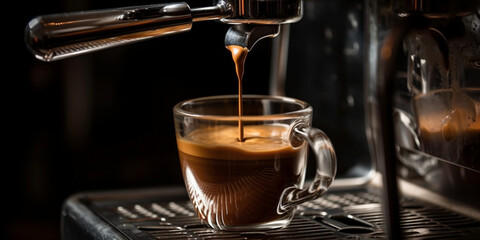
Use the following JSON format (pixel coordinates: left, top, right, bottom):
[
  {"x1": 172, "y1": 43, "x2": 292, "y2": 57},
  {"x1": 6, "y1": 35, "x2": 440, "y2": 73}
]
[
  {"x1": 224, "y1": 24, "x2": 281, "y2": 142},
  {"x1": 226, "y1": 45, "x2": 248, "y2": 142}
]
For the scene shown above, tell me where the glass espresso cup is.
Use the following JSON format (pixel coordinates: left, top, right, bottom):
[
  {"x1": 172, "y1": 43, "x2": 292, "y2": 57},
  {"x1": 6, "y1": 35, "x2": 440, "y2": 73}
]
[{"x1": 173, "y1": 95, "x2": 336, "y2": 231}]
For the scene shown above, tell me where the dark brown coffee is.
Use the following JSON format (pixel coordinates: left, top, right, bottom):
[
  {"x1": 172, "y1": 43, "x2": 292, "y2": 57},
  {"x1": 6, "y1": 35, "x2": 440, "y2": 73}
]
[{"x1": 177, "y1": 125, "x2": 307, "y2": 227}]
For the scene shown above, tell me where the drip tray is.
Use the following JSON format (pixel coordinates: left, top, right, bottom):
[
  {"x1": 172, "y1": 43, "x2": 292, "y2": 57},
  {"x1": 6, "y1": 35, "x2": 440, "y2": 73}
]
[{"x1": 61, "y1": 186, "x2": 480, "y2": 239}]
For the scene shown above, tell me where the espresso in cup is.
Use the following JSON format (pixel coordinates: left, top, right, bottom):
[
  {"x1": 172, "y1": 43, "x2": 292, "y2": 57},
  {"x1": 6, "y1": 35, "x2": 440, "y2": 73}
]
[{"x1": 177, "y1": 125, "x2": 307, "y2": 227}]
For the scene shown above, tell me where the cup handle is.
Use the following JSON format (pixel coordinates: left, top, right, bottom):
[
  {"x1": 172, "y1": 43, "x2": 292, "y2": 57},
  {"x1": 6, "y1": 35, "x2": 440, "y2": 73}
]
[{"x1": 278, "y1": 121, "x2": 337, "y2": 214}]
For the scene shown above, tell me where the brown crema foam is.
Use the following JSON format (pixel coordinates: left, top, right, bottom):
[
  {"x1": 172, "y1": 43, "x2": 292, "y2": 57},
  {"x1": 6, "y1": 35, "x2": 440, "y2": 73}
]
[{"x1": 177, "y1": 125, "x2": 298, "y2": 160}]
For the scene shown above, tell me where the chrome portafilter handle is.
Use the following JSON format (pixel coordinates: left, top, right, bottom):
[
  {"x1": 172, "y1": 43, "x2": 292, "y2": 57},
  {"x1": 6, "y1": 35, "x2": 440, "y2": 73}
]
[
  {"x1": 25, "y1": 2, "x2": 230, "y2": 62},
  {"x1": 25, "y1": 0, "x2": 303, "y2": 61}
]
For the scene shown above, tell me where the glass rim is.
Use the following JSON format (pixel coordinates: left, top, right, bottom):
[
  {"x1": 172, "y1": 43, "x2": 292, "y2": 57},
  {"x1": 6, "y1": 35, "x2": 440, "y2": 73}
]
[{"x1": 173, "y1": 94, "x2": 312, "y2": 121}]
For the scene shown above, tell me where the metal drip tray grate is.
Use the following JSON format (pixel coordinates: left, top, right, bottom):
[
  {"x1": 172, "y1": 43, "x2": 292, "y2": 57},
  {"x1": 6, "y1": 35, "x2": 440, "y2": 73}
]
[{"x1": 64, "y1": 188, "x2": 480, "y2": 239}]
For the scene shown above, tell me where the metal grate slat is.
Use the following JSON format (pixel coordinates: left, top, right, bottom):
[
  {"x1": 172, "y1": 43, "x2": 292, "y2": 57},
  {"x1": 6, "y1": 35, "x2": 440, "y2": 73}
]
[{"x1": 90, "y1": 190, "x2": 480, "y2": 239}]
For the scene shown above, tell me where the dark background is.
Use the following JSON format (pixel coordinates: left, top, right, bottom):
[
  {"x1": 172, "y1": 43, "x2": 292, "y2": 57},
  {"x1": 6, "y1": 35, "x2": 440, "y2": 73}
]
[
  {"x1": 8, "y1": 0, "x2": 370, "y2": 239},
  {"x1": 9, "y1": 0, "x2": 271, "y2": 239}
]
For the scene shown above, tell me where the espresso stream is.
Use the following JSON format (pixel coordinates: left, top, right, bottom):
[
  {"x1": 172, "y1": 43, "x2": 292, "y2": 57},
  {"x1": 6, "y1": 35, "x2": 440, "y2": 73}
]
[{"x1": 227, "y1": 45, "x2": 248, "y2": 142}]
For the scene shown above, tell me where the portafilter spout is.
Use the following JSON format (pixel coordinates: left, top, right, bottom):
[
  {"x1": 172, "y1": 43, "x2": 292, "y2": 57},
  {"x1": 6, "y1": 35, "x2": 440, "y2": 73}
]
[{"x1": 224, "y1": 24, "x2": 280, "y2": 51}]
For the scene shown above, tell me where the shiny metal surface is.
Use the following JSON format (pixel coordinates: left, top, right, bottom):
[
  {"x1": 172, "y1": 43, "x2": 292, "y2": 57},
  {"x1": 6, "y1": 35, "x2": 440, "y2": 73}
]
[
  {"x1": 61, "y1": 186, "x2": 480, "y2": 239},
  {"x1": 220, "y1": 0, "x2": 303, "y2": 24},
  {"x1": 25, "y1": 0, "x2": 303, "y2": 61},
  {"x1": 224, "y1": 24, "x2": 280, "y2": 50},
  {"x1": 25, "y1": 2, "x2": 228, "y2": 61},
  {"x1": 269, "y1": 24, "x2": 290, "y2": 96},
  {"x1": 365, "y1": 0, "x2": 480, "y2": 236},
  {"x1": 25, "y1": 2, "x2": 192, "y2": 61}
]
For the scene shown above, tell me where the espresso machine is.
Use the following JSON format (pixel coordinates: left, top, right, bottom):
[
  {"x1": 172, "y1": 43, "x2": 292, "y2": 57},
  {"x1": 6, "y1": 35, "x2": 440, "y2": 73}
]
[{"x1": 24, "y1": 0, "x2": 480, "y2": 239}]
